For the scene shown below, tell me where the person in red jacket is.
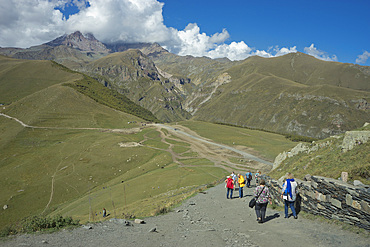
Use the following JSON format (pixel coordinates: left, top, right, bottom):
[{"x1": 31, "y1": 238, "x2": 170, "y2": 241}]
[{"x1": 225, "y1": 176, "x2": 234, "y2": 199}]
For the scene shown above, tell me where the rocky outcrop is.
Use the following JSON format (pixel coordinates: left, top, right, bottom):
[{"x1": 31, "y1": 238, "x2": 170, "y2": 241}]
[
  {"x1": 264, "y1": 175, "x2": 370, "y2": 230},
  {"x1": 45, "y1": 31, "x2": 110, "y2": 53},
  {"x1": 341, "y1": 130, "x2": 370, "y2": 153},
  {"x1": 273, "y1": 140, "x2": 334, "y2": 169}
]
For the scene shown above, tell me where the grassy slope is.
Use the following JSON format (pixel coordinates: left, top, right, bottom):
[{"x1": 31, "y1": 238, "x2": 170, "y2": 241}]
[
  {"x1": 0, "y1": 55, "x2": 82, "y2": 104},
  {"x1": 0, "y1": 57, "x2": 228, "y2": 229},
  {"x1": 0, "y1": 89, "x2": 228, "y2": 229},
  {"x1": 237, "y1": 53, "x2": 370, "y2": 91},
  {"x1": 192, "y1": 54, "x2": 370, "y2": 139},
  {"x1": 3, "y1": 84, "x2": 144, "y2": 128}
]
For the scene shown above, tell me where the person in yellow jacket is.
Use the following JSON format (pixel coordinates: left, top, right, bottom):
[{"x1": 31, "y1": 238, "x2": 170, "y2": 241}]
[{"x1": 238, "y1": 174, "x2": 245, "y2": 198}]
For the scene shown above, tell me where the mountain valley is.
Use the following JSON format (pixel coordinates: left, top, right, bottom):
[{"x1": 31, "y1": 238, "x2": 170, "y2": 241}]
[{"x1": 0, "y1": 31, "x2": 369, "y2": 234}]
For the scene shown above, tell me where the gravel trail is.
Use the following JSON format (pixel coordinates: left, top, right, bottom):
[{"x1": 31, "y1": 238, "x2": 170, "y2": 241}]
[{"x1": 2, "y1": 182, "x2": 368, "y2": 247}]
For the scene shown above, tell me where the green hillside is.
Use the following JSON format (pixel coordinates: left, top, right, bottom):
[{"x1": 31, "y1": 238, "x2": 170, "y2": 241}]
[
  {"x1": 0, "y1": 56, "x2": 233, "y2": 231},
  {"x1": 234, "y1": 53, "x2": 370, "y2": 91},
  {"x1": 0, "y1": 55, "x2": 82, "y2": 104},
  {"x1": 191, "y1": 53, "x2": 370, "y2": 139}
]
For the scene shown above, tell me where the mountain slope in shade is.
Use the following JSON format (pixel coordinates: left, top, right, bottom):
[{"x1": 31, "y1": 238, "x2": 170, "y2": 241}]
[{"x1": 80, "y1": 50, "x2": 192, "y2": 122}]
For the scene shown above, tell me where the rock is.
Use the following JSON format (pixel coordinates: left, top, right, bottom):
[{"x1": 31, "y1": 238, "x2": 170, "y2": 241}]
[
  {"x1": 3, "y1": 205, "x2": 8, "y2": 210},
  {"x1": 354, "y1": 180, "x2": 364, "y2": 186},
  {"x1": 82, "y1": 225, "x2": 93, "y2": 229},
  {"x1": 341, "y1": 172, "x2": 348, "y2": 183},
  {"x1": 273, "y1": 151, "x2": 287, "y2": 169},
  {"x1": 341, "y1": 131, "x2": 370, "y2": 153},
  {"x1": 134, "y1": 219, "x2": 145, "y2": 224},
  {"x1": 148, "y1": 227, "x2": 157, "y2": 232},
  {"x1": 304, "y1": 174, "x2": 312, "y2": 181},
  {"x1": 109, "y1": 218, "x2": 131, "y2": 226},
  {"x1": 278, "y1": 175, "x2": 286, "y2": 185}
]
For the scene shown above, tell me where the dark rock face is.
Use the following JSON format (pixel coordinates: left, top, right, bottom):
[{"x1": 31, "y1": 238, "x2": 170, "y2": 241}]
[{"x1": 44, "y1": 31, "x2": 110, "y2": 52}]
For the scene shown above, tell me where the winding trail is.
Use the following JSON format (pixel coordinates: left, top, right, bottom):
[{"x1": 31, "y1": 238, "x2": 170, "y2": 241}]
[{"x1": 0, "y1": 113, "x2": 142, "y2": 134}]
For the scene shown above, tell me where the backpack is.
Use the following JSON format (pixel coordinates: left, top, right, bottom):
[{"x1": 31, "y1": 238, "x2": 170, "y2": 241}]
[{"x1": 247, "y1": 173, "x2": 252, "y2": 180}]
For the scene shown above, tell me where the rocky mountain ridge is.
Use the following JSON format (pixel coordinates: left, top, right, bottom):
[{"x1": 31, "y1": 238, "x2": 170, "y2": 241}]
[
  {"x1": 0, "y1": 31, "x2": 369, "y2": 138},
  {"x1": 44, "y1": 31, "x2": 110, "y2": 53}
]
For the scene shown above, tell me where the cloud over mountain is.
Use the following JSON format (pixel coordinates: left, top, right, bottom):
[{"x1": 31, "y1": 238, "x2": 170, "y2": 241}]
[
  {"x1": 356, "y1": 51, "x2": 370, "y2": 64},
  {"x1": 0, "y1": 0, "x2": 335, "y2": 62},
  {"x1": 304, "y1": 44, "x2": 338, "y2": 62}
]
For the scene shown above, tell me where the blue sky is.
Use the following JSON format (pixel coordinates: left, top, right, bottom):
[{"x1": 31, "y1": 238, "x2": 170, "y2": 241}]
[
  {"x1": 160, "y1": 0, "x2": 370, "y2": 65},
  {"x1": 1, "y1": 0, "x2": 369, "y2": 65}
]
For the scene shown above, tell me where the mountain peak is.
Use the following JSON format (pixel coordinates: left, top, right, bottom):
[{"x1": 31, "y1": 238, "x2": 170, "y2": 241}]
[{"x1": 44, "y1": 31, "x2": 109, "y2": 53}]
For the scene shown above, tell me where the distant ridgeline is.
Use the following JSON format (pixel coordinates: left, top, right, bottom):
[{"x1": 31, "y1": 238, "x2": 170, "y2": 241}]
[{"x1": 1, "y1": 32, "x2": 369, "y2": 138}]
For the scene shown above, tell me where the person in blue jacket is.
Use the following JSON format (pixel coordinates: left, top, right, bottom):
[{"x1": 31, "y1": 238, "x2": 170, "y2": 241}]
[{"x1": 281, "y1": 173, "x2": 298, "y2": 219}]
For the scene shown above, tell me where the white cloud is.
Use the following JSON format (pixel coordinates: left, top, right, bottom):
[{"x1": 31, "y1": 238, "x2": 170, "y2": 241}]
[
  {"x1": 355, "y1": 51, "x2": 370, "y2": 64},
  {"x1": 207, "y1": 41, "x2": 252, "y2": 60},
  {"x1": 272, "y1": 46, "x2": 298, "y2": 57},
  {"x1": 304, "y1": 44, "x2": 338, "y2": 62},
  {"x1": 0, "y1": 0, "x2": 65, "y2": 48},
  {"x1": 65, "y1": 0, "x2": 171, "y2": 44},
  {"x1": 0, "y1": 0, "x2": 354, "y2": 64}
]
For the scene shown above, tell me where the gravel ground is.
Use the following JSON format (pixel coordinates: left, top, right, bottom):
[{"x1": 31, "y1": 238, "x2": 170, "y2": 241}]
[{"x1": 1, "y1": 183, "x2": 369, "y2": 247}]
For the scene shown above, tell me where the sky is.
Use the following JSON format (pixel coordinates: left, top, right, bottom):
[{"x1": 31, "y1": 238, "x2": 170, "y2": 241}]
[{"x1": 0, "y1": 0, "x2": 369, "y2": 65}]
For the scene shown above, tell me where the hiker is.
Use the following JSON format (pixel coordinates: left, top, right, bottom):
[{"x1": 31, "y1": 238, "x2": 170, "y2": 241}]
[
  {"x1": 238, "y1": 174, "x2": 245, "y2": 198},
  {"x1": 245, "y1": 171, "x2": 252, "y2": 187},
  {"x1": 103, "y1": 208, "x2": 106, "y2": 217},
  {"x1": 225, "y1": 176, "x2": 234, "y2": 199},
  {"x1": 254, "y1": 179, "x2": 272, "y2": 223},
  {"x1": 255, "y1": 171, "x2": 260, "y2": 185},
  {"x1": 281, "y1": 173, "x2": 298, "y2": 219},
  {"x1": 231, "y1": 172, "x2": 238, "y2": 191}
]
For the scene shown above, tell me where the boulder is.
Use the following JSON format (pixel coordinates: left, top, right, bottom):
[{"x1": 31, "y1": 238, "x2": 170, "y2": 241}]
[
  {"x1": 304, "y1": 174, "x2": 312, "y2": 181},
  {"x1": 134, "y1": 219, "x2": 145, "y2": 224},
  {"x1": 353, "y1": 180, "x2": 364, "y2": 186}
]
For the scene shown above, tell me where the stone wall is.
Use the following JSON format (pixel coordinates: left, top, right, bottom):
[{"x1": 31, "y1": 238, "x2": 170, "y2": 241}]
[{"x1": 263, "y1": 175, "x2": 370, "y2": 231}]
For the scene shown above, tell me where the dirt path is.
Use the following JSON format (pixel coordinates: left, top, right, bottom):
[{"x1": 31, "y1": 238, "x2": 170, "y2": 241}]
[
  {"x1": 156, "y1": 124, "x2": 272, "y2": 166},
  {"x1": 152, "y1": 124, "x2": 271, "y2": 175},
  {"x1": 2, "y1": 182, "x2": 368, "y2": 247},
  {"x1": 0, "y1": 113, "x2": 142, "y2": 134}
]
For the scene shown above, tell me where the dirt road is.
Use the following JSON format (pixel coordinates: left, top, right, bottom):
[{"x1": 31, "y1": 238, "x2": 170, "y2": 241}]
[{"x1": 2, "y1": 182, "x2": 368, "y2": 247}]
